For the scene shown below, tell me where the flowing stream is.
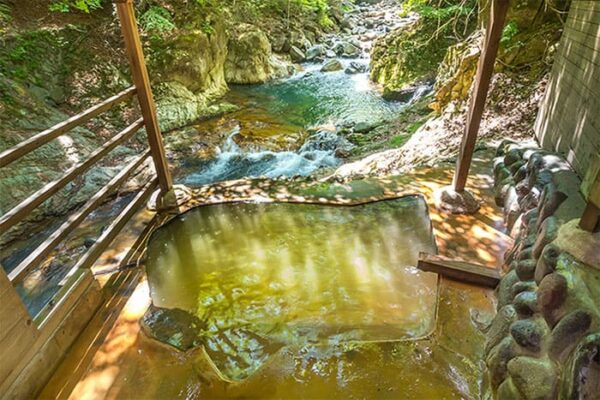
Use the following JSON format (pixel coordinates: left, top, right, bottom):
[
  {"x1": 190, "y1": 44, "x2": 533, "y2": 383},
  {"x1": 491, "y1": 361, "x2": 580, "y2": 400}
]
[{"x1": 3, "y1": 0, "x2": 428, "y2": 318}]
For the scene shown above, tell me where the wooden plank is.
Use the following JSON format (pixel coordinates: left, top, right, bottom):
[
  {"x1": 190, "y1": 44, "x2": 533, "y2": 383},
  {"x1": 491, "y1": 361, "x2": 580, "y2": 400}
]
[
  {"x1": 417, "y1": 252, "x2": 502, "y2": 288},
  {"x1": 452, "y1": 0, "x2": 509, "y2": 192},
  {"x1": 116, "y1": 0, "x2": 173, "y2": 193},
  {"x1": 0, "y1": 318, "x2": 38, "y2": 389},
  {"x1": 0, "y1": 272, "x2": 102, "y2": 398},
  {"x1": 8, "y1": 151, "x2": 151, "y2": 284},
  {"x1": 63, "y1": 178, "x2": 157, "y2": 274},
  {"x1": 0, "y1": 87, "x2": 136, "y2": 168},
  {"x1": 0, "y1": 118, "x2": 144, "y2": 234},
  {"x1": 579, "y1": 202, "x2": 600, "y2": 232},
  {"x1": 0, "y1": 269, "x2": 33, "y2": 343}
]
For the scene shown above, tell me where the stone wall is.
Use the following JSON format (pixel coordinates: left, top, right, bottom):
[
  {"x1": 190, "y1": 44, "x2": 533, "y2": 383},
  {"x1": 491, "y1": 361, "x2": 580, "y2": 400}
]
[
  {"x1": 534, "y1": 0, "x2": 600, "y2": 180},
  {"x1": 485, "y1": 141, "x2": 600, "y2": 399}
]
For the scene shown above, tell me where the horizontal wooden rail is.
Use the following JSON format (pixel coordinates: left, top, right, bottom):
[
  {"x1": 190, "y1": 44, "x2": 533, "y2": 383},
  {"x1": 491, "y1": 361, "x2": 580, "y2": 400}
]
[
  {"x1": 0, "y1": 118, "x2": 144, "y2": 234},
  {"x1": 8, "y1": 151, "x2": 152, "y2": 284},
  {"x1": 66, "y1": 178, "x2": 157, "y2": 273},
  {"x1": 0, "y1": 86, "x2": 137, "y2": 168}
]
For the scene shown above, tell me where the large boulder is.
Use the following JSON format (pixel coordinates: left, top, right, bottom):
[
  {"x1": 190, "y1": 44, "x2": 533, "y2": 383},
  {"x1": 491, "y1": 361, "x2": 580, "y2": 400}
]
[
  {"x1": 225, "y1": 24, "x2": 274, "y2": 84},
  {"x1": 321, "y1": 59, "x2": 343, "y2": 72},
  {"x1": 149, "y1": 23, "x2": 228, "y2": 96}
]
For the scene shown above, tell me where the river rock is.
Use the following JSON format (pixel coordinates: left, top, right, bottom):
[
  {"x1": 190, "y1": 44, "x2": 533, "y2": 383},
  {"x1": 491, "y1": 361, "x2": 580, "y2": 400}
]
[
  {"x1": 486, "y1": 336, "x2": 518, "y2": 389},
  {"x1": 534, "y1": 244, "x2": 560, "y2": 284},
  {"x1": 345, "y1": 61, "x2": 368, "y2": 74},
  {"x1": 497, "y1": 378, "x2": 523, "y2": 400},
  {"x1": 516, "y1": 259, "x2": 537, "y2": 281},
  {"x1": 512, "y1": 280, "x2": 537, "y2": 298},
  {"x1": 333, "y1": 40, "x2": 361, "y2": 57},
  {"x1": 513, "y1": 291, "x2": 539, "y2": 317},
  {"x1": 563, "y1": 333, "x2": 600, "y2": 399},
  {"x1": 140, "y1": 304, "x2": 204, "y2": 351},
  {"x1": 532, "y1": 216, "x2": 559, "y2": 259},
  {"x1": 306, "y1": 44, "x2": 326, "y2": 61},
  {"x1": 353, "y1": 120, "x2": 382, "y2": 133},
  {"x1": 497, "y1": 270, "x2": 520, "y2": 309},
  {"x1": 537, "y1": 190, "x2": 567, "y2": 228},
  {"x1": 507, "y1": 356, "x2": 557, "y2": 400},
  {"x1": 486, "y1": 305, "x2": 517, "y2": 353},
  {"x1": 537, "y1": 273, "x2": 568, "y2": 327},
  {"x1": 510, "y1": 318, "x2": 546, "y2": 352},
  {"x1": 225, "y1": 25, "x2": 274, "y2": 84},
  {"x1": 290, "y1": 45, "x2": 306, "y2": 62},
  {"x1": 321, "y1": 59, "x2": 343, "y2": 72},
  {"x1": 504, "y1": 148, "x2": 523, "y2": 167},
  {"x1": 548, "y1": 310, "x2": 592, "y2": 363}
]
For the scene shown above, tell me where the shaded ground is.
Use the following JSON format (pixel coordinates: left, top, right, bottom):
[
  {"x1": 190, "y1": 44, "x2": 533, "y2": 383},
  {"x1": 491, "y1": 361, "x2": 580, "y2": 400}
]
[{"x1": 40, "y1": 149, "x2": 511, "y2": 399}]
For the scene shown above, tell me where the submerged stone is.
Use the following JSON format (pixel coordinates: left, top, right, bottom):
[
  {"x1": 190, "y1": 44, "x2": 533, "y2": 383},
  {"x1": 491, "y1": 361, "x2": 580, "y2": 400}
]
[{"x1": 141, "y1": 304, "x2": 205, "y2": 351}]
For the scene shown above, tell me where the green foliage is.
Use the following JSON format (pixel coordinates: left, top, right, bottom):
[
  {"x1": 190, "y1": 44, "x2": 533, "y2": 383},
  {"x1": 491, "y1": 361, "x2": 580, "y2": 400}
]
[
  {"x1": 189, "y1": 0, "x2": 337, "y2": 28},
  {"x1": 48, "y1": 0, "x2": 102, "y2": 13},
  {"x1": 140, "y1": 6, "x2": 175, "y2": 33},
  {"x1": 0, "y1": 2, "x2": 11, "y2": 33},
  {"x1": 501, "y1": 20, "x2": 519, "y2": 46}
]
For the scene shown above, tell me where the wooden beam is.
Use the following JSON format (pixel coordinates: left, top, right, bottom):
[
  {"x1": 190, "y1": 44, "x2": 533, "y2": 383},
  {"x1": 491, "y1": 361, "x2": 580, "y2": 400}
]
[
  {"x1": 452, "y1": 0, "x2": 510, "y2": 192},
  {"x1": 0, "y1": 118, "x2": 144, "y2": 234},
  {"x1": 0, "y1": 87, "x2": 136, "y2": 168},
  {"x1": 116, "y1": 0, "x2": 173, "y2": 193},
  {"x1": 417, "y1": 252, "x2": 502, "y2": 288},
  {"x1": 8, "y1": 151, "x2": 151, "y2": 284}
]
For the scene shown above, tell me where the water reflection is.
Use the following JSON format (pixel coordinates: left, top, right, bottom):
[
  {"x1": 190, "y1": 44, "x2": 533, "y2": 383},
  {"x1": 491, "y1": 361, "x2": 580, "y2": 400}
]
[{"x1": 145, "y1": 197, "x2": 438, "y2": 380}]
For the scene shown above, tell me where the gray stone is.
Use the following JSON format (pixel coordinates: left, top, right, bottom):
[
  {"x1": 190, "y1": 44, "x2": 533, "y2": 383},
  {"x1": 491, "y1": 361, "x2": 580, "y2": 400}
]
[
  {"x1": 517, "y1": 246, "x2": 533, "y2": 261},
  {"x1": 507, "y1": 356, "x2": 557, "y2": 400},
  {"x1": 505, "y1": 148, "x2": 523, "y2": 166},
  {"x1": 563, "y1": 333, "x2": 600, "y2": 400},
  {"x1": 494, "y1": 162, "x2": 512, "y2": 183},
  {"x1": 140, "y1": 304, "x2": 204, "y2": 351},
  {"x1": 353, "y1": 120, "x2": 381, "y2": 133},
  {"x1": 516, "y1": 259, "x2": 537, "y2": 281},
  {"x1": 487, "y1": 337, "x2": 518, "y2": 389},
  {"x1": 434, "y1": 186, "x2": 481, "y2": 214},
  {"x1": 289, "y1": 45, "x2": 306, "y2": 62},
  {"x1": 548, "y1": 310, "x2": 592, "y2": 363},
  {"x1": 532, "y1": 216, "x2": 559, "y2": 259},
  {"x1": 497, "y1": 271, "x2": 520, "y2": 309},
  {"x1": 344, "y1": 61, "x2": 368, "y2": 74},
  {"x1": 513, "y1": 291, "x2": 539, "y2": 317},
  {"x1": 497, "y1": 377, "x2": 524, "y2": 400},
  {"x1": 537, "y1": 273, "x2": 568, "y2": 327},
  {"x1": 512, "y1": 281, "x2": 537, "y2": 298},
  {"x1": 534, "y1": 244, "x2": 560, "y2": 284},
  {"x1": 537, "y1": 190, "x2": 567, "y2": 228},
  {"x1": 486, "y1": 305, "x2": 517, "y2": 353},
  {"x1": 320, "y1": 59, "x2": 343, "y2": 72},
  {"x1": 306, "y1": 44, "x2": 325, "y2": 60},
  {"x1": 509, "y1": 159, "x2": 526, "y2": 175},
  {"x1": 510, "y1": 318, "x2": 546, "y2": 352}
]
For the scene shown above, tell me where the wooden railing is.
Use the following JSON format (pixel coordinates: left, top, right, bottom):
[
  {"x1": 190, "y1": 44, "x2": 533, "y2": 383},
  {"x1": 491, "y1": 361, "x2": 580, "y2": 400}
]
[{"x1": 0, "y1": 0, "x2": 173, "y2": 322}]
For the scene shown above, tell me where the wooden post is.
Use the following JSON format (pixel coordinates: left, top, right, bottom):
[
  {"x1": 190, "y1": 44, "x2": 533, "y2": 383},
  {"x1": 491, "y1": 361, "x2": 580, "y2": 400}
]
[
  {"x1": 452, "y1": 0, "x2": 510, "y2": 192},
  {"x1": 116, "y1": 0, "x2": 173, "y2": 193},
  {"x1": 580, "y1": 202, "x2": 600, "y2": 232}
]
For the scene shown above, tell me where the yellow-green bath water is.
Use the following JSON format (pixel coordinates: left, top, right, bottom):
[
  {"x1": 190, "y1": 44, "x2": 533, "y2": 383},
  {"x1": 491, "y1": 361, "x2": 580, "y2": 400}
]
[{"x1": 145, "y1": 196, "x2": 439, "y2": 380}]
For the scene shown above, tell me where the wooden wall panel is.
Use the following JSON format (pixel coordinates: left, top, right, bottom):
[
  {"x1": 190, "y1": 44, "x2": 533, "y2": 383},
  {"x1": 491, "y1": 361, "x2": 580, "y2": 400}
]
[{"x1": 535, "y1": 0, "x2": 600, "y2": 180}]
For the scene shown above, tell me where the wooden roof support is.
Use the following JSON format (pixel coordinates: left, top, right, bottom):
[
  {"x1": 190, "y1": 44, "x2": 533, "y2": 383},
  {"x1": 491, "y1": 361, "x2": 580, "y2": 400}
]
[
  {"x1": 116, "y1": 0, "x2": 173, "y2": 194},
  {"x1": 452, "y1": 0, "x2": 510, "y2": 192}
]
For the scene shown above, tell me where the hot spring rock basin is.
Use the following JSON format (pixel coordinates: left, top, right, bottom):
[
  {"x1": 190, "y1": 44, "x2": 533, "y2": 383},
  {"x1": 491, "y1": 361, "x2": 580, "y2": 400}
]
[{"x1": 142, "y1": 196, "x2": 439, "y2": 381}]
